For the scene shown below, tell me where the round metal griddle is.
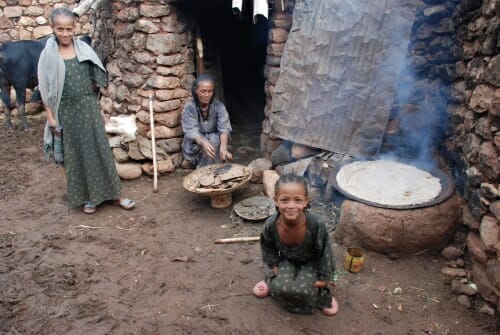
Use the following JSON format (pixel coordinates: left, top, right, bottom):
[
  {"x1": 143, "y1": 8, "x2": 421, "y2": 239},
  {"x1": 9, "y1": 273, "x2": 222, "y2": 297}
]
[
  {"x1": 332, "y1": 160, "x2": 455, "y2": 210},
  {"x1": 233, "y1": 196, "x2": 276, "y2": 221}
]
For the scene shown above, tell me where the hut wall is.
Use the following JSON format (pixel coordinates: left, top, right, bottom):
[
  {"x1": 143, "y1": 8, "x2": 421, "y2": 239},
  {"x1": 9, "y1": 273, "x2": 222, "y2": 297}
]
[
  {"x1": 0, "y1": 1, "x2": 90, "y2": 112},
  {"x1": 261, "y1": 0, "x2": 500, "y2": 311},
  {"x1": 446, "y1": 0, "x2": 500, "y2": 312},
  {"x1": 92, "y1": 0, "x2": 195, "y2": 173},
  {"x1": 0, "y1": 0, "x2": 91, "y2": 42},
  {"x1": 379, "y1": 0, "x2": 500, "y2": 312},
  {"x1": 260, "y1": 0, "x2": 295, "y2": 160}
]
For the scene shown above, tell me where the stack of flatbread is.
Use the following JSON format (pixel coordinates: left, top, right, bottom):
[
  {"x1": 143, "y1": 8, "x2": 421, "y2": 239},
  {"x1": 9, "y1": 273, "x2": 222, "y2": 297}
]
[
  {"x1": 336, "y1": 160, "x2": 442, "y2": 207},
  {"x1": 195, "y1": 165, "x2": 250, "y2": 192}
]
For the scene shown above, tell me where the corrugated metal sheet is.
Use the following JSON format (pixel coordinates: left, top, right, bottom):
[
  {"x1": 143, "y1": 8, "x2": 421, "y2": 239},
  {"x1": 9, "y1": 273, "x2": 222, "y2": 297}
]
[{"x1": 269, "y1": 0, "x2": 419, "y2": 157}]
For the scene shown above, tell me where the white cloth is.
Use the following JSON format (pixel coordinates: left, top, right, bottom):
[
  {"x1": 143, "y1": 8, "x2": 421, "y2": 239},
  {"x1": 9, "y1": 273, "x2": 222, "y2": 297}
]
[
  {"x1": 232, "y1": 0, "x2": 243, "y2": 14},
  {"x1": 253, "y1": 0, "x2": 269, "y2": 23}
]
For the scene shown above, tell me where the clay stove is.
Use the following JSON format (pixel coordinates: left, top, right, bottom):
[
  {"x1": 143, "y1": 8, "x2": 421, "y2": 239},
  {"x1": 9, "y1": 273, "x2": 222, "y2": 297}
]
[{"x1": 333, "y1": 160, "x2": 461, "y2": 257}]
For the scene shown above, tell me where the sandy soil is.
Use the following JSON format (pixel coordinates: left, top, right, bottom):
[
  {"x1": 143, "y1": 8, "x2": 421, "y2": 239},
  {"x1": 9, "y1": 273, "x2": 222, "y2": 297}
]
[{"x1": 0, "y1": 117, "x2": 496, "y2": 335}]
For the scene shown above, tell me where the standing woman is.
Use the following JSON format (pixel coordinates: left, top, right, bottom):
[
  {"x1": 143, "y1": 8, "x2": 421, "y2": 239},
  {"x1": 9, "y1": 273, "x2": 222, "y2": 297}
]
[{"x1": 39, "y1": 8, "x2": 135, "y2": 214}]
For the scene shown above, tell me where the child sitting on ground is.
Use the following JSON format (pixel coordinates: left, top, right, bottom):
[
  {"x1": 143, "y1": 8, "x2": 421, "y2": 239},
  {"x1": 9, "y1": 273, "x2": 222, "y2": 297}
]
[{"x1": 253, "y1": 174, "x2": 339, "y2": 316}]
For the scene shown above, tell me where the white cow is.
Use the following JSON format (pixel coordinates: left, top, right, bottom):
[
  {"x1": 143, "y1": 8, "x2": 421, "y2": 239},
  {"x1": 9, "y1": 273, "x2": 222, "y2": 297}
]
[{"x1": 73, "y1": 0, "x2": 106, "y2": 17}]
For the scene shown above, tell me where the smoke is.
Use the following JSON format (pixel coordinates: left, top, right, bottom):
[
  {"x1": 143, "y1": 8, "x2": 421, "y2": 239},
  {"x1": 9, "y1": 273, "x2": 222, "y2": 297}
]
[{"x1": 380, "y1": 13, "x2": 453, "y2": 172}]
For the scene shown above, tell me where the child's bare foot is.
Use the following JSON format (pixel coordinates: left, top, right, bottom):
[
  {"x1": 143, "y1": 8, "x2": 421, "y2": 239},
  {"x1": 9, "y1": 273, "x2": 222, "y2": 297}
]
[
  {"x1": 322, "y1": 297, "x2": 339, "y2": 316},
  {"x1": 253, "y1": 280, "x2": 270, "y2": 298}
]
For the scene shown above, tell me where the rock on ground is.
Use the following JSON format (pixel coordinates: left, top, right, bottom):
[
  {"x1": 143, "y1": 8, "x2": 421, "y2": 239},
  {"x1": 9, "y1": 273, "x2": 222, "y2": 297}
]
[
  {"x1": 457, "y1": 295, "x2": 471, "y2": 308},
  {"x1": 441, "y1": 267, "x2": 467, "y2": 278},
  {"x1": 113, "y1": 147, "x2": 130, "y2": 163},
  {"x1": 479, "y1": 303, "x2": 496, "y2": 316},
  {"x1": 263, "y1": 170, "x2": 280, "y2": 199},
  {"x1": 451, "y1": 279, "x2": 478, "y2": 296},
  {"x1": 115, "y1": 162, "x2": 142, "y2": 180},
  {"x1": 248, "y1": 158, "x2": 272, "y2": 183},
  {"x1": 441, "y1": 246, "x2": 464, "y2": 260}
]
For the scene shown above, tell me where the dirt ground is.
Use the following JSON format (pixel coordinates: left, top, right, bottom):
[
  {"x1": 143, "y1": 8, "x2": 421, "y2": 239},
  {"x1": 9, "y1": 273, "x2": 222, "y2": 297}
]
[{"x1": 0, "y1": 117, "x2": 497, "y2": 335}]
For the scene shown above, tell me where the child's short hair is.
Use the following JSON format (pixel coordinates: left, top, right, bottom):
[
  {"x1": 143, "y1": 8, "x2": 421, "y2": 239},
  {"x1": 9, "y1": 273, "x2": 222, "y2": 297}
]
[{"x1": 274, "y1": 173, "x2": 309, "y2": 196}]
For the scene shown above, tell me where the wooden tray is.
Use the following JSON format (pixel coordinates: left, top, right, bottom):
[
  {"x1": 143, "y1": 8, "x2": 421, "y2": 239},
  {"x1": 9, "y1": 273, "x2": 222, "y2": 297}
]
[{"x1": 183, "y1": 163, "x2": 252, "y2": 197}]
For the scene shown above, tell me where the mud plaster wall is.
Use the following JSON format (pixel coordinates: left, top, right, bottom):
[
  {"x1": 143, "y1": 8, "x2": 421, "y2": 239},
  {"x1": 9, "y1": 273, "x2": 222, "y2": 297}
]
[
  {"x1": 0, "y1": 0, "x2": 90, "y2": 42},
  {"x1": 446, "y1": 0, "x2": 500, "y2": 311}
]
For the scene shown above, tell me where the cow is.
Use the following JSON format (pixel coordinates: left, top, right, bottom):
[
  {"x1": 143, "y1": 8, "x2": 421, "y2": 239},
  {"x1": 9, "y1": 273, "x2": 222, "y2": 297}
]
[{"x1": 0, "y1": 34, "x2": 92, "y2": 129}]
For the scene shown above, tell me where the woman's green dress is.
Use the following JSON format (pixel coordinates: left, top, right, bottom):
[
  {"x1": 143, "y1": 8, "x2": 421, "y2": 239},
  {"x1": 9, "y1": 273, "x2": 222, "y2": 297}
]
[{"x1": 58, "y1": 57, "x2": 121, "y2": 207}]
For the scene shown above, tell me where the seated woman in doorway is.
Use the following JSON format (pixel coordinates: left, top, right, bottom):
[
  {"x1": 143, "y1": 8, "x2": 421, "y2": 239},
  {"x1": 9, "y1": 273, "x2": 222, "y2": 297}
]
[
  {"x1": 39, "y1": 7, "x2": 135, "y2": 214},
  {"x1": 181, "y1": 74, "x2": 233, "y2": 168},
  {"x1": 253, "y1": 174, "x2": 339, "y2": 316}
]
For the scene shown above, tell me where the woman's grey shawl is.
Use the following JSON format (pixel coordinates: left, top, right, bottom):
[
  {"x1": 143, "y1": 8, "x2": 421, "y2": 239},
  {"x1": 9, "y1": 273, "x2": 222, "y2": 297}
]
[{"x1": 38, "y1": 35, "x2": 106, "y2": 159}]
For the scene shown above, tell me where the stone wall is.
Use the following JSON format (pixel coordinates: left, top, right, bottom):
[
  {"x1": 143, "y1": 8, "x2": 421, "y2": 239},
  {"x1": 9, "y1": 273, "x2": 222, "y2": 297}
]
[
  {"x1": 0, "y1": 0, "x2": 90, "y2": 114},
  {"x1": 0, "y1": 0, "x2": 90, "y2": 43},
  {"x1": 446, "y1": 0, "x2": 500, "y2": 313},
  {"x1": 260, "y1": 0, "x2": 294, "y2": 160},
  {"x1": 94, "y1": 0, "x2": 295, "y2": 178},
  {"x1": 91, "y1": 0, "x2": 195, "y2": 177},
  {"x1": 383, "y1": 0, "x2": 460, "y2": 161}
]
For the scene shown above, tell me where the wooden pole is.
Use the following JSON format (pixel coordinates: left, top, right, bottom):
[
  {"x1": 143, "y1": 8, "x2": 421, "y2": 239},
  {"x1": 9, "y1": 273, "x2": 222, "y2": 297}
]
[
  {"x1": 148, "y1": 92, "x2": 158, "y2": 193},
  {"x1": 214, "y1": 236, "x2": 260, "y2": 244}
]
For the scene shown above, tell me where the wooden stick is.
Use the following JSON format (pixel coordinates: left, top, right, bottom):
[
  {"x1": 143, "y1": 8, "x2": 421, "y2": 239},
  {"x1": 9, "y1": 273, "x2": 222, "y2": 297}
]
[
  {"x1": 149, "y1": 92, "x2": 158, "y2": 193},
  {"x1": 281, "y1": 0, "x2": 285, "y2": 11},
  {"x1": 214, "y1": 236, "x2": 260, "y2": 244}
]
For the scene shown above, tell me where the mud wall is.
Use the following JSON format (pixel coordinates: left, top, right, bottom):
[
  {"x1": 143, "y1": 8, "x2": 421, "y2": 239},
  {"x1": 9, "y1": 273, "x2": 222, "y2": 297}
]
[
  {"x1": 0, "y1": 0, "x2": 90, "y2": 42},
  {"x1": 446, "y1": 0, "x2": 500, "y2": 311}
]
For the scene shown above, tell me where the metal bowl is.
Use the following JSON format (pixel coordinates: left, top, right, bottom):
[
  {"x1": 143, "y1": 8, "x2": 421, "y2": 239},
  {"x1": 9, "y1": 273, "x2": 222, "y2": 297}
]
[{"x1": 233, "y1": 196, "x2": 276, "y2": 221}]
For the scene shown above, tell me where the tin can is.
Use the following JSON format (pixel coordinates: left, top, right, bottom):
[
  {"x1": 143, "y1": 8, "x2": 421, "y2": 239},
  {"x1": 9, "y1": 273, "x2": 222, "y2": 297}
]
[{"x1": 344, "y1": 247, "x2": 365, "y2": 273}]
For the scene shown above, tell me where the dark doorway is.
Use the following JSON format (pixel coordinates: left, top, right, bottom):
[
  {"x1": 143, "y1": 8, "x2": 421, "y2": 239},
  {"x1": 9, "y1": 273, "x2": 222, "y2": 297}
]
[{"x1": 181, "y1": 0, "x2": 269, "y2": 133}]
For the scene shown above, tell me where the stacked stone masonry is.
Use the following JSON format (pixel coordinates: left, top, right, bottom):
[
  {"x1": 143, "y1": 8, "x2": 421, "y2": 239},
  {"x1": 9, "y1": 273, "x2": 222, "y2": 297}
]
[
  {"x1": 92, "y1": 0, "x2": 195, "y2": 175},
  {"x1": 0, "y1": 1, "x2": 89, "y2": 110},
  {"x1": 0, "y1": 0, "x2": 498, "y2": 312},
  {"x1": 260, "y1": 0, "x2": 294, "y2": 159},
  {"x1": 447, "y1": 0, "x2": 500, "y2": 312},
  {"x1": 0, "y1": 0, "x2": 90, "y2": 42}
]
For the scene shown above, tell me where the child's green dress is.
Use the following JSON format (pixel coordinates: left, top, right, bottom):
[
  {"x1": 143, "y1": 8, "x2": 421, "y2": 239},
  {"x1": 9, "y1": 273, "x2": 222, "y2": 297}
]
[{"x1": 260, "y1": 212, "x2": 336, "y2": 314}]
